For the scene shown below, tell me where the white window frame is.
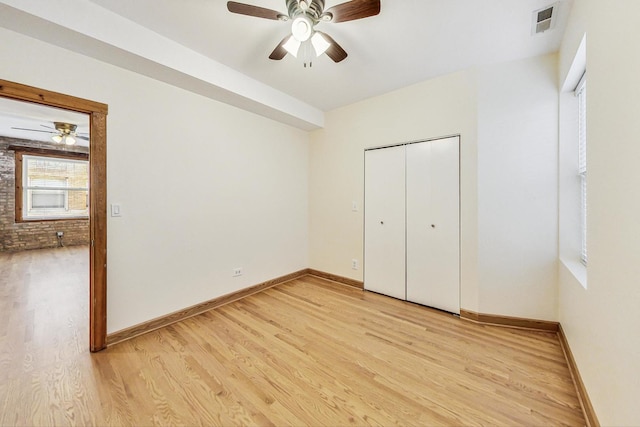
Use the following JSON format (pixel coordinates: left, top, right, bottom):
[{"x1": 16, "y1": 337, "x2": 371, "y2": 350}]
[{"x1": 21, "y1": 154, "x2": 89, "y2": 221}]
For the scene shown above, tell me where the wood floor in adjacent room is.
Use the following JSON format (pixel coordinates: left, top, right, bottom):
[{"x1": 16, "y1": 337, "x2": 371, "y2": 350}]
[{"x1": 0, "y1": 247, "x2": 585, "y2": 426}]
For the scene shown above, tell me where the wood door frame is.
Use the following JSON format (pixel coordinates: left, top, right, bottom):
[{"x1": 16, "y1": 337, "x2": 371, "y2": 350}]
[{"x1": 0, "y1": 79, "x2": 108, "y2": 352}]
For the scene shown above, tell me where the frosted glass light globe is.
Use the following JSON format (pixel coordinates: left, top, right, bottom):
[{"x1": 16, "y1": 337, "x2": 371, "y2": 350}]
[{"x1": 291, "y1": 15, "x2": 312, "y2": 42}]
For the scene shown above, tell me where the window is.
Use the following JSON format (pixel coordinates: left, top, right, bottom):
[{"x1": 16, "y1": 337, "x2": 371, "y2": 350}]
[
  {"x1": 17, "y1": 154, "x2": 89, "y2": 221},
  {"x1": 576, "y1": 73, "x2": 587, "y2": 264}
]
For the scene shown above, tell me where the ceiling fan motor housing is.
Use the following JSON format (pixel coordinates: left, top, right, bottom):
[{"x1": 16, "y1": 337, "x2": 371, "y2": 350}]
[
  {"x1": 54, "y1": 121, "x2": 77, "y2": 135},
  {"x1": 286, "y1": 0, "x2": 325, "y2": 21}
]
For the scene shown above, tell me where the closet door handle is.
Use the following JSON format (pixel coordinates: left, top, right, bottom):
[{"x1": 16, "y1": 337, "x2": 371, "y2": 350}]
[
  {"x1": 380, "y1": 221, "x2": 384, "y2": 225},
  {"x1": 431, "y1": 224, "x2": 436, "y2": 228}
]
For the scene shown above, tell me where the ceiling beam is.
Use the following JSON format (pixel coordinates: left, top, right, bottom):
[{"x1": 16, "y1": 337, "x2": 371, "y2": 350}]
[{"x1": 0, "y1": 0, "x2": 324, "y2": 131}]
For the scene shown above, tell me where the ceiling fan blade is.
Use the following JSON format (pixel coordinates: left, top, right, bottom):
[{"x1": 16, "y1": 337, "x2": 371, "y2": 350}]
[
  {"x1": 11, "y1": 127, "x2": 55, "y2": 134},
  {"x1": 324, "y1": 0, "x2": 380, "y2": 23},
  {"x1": 227, "y1": 1, "x2": 286, "y2": 20},
  {"x1": 40, "y1": 124, "x2": 56, "y2": 130},
  {"x1": 316, "y1": 32, "x2": 348, "y2": 63},
  {"x1": 76, "y1": 135, "x2": 90, "y2": 141},
  {"x1": 269, "y1": 36, "x2": 291, "y2": 60}
]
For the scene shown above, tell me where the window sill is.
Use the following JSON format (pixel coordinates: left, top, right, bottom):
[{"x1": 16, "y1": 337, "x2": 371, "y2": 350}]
[
  {"x1": 560, "y1": 257, "x2": 587, "y2": 289},
  {"x1": 17, "y1": 217, "x2": 89, "y2": 223}
]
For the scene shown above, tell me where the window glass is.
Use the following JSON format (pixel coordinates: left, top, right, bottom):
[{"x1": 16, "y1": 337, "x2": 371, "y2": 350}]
[{"x1": 576, "y1": 76, "x2": 587, "y2": 264}]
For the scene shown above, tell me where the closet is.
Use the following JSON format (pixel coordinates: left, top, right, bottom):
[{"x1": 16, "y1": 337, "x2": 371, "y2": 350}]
[{"x1": 364, "y1": 135, "x2": 460, "y2": 314}]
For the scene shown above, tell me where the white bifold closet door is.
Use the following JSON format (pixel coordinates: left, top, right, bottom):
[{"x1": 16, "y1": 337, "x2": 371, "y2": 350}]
[
  {"x1": 406, "y1": 137, "x2": 460, "y2": 314},
  {"x1": 364, "y1": 145, "x2": 406, "y2": 300},
  {"x1": 364, "y1": 136, "x2": 460, "y2": 314}
]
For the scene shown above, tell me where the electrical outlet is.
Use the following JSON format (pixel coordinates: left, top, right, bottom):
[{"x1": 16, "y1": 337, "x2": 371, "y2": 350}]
[
  {"x1": 352, "y1": 259, "x2": 359, "y2": 270},
  {"x1": 56, "y1": 231, "x2": 64, "y2": 237},
  {"x1": 233, "y1": 268, "x2": 243, "y2": 277}
]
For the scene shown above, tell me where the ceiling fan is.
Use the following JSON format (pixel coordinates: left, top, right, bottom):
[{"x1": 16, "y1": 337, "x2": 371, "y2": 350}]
[
  {"x1": 11, "y1": 122, "x2": 88, "y2": 145},
  {"x1": 227, "y1": 0, "x2": 381, "y2": 65}
]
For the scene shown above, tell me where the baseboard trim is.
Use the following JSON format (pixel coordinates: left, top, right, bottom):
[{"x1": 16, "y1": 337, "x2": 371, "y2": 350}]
[
  {"x1": 307, "y1": 269, "x2": 364, "y2": 289},
  {"x1": 558, "y1": 324, "x2": 600, "y2": 427},
  {"x1": 460, "y1": 309, "x2": 596, "y2": 424},
  {"x1": 106, "y1": 269, "x2": 309, "y2": 347},
  {"x1": 459, "y1": 309, "x2": 559, "y2": 332}
]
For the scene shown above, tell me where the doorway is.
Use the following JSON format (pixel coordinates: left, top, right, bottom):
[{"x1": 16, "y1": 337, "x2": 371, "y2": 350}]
[{"x1": 0, "y1": 79, "x2": 108, "y2": 351}]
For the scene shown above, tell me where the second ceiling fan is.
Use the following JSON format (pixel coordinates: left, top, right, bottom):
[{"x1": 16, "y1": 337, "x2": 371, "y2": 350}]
[
  {"x1": 227, "y1": 0, "x2": 381, "y2": 64},
  {"x1": 11, "y1": 122, "x2": 88, "y2": 145}
]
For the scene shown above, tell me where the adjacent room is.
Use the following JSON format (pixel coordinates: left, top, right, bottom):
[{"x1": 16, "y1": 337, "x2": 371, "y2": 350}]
[{"x1": 0, "y1": 0, "x2": 638, "y2": 425}]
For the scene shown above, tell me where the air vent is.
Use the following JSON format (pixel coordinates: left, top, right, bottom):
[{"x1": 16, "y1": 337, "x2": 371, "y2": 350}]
[{"x1": 532, "y1": 3, "x2": 558, "y2": 35}]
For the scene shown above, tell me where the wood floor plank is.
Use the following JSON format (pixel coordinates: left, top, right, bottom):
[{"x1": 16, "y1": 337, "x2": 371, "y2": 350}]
[{"x1": 0, "y1": 247, "x2": 586, "y2": 426}]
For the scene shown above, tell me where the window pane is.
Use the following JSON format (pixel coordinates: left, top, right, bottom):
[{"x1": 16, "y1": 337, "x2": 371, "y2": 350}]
[
  {"x1": 580, "y1": 174, "x2": 587, "y2": 264},
  {"x1": 67, "y1": 189, "x2": 89, "y2": 211},
  {"x1": 30, "y1": 190, "x2": 65, "y2": 209},
  {"x1": 26, "y1": 157, "x2": 88, "y2": 189},
  {"x1": 578, "y1": 84, "x2": 587, "y2": 173},
  {"x1": 577, "y1": 81, "x2": 587, "y2": 264}
]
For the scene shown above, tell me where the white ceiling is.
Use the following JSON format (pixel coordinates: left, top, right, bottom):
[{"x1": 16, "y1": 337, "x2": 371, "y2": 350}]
[
  {"x1": 88, "y1": 0, "x2": 572, "y2": 112},
  {"x1": 0, "y1": 0, "x2": 572, "y2": 136}
]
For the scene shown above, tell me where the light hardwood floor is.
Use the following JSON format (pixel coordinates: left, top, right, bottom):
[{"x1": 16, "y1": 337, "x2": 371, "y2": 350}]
[{"x1": 0, "y1": 247, "x2": 585, "y2": 426}]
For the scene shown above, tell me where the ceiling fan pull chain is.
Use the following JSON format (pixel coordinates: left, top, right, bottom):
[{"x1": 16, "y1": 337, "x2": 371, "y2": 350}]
[{"x1": 301, "y1": 39, "x2": 311, "y2": 68}]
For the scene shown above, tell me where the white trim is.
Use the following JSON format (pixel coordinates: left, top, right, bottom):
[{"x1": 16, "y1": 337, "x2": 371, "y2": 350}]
[
  {"x1": 574, "y1": 71, "x2": 586, "y2": 95},
  {"x1": 560, "y1": 258, "x2": 588, "y2": 289},
  {"x1": 561, "y1": 34, "x2": 586, "y2": 92}
]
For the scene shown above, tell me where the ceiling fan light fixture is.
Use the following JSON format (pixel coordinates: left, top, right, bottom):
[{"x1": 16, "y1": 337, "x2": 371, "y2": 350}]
[
  {"x1": 64, "y1": 135, "x2": 76, "y2": 145},
  {"x1": 291, "y1": 15, "x2": 312, "y2": 42},
  {"x1": 227, "y1": 0, "x2": 381, "y2": 63},
  {"x1": 52, "y1": 135, "x2": 63, "y2": 144},
  {"x1": 311, "y1": 32, "x2": 330, "y2": 56},
  {"x1": 283, "y1": 36, "x2": 301, "y2": 57}
]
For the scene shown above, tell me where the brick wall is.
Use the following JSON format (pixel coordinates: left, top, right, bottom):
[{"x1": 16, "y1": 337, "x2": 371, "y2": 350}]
[{"x1": 0, "y1": 137, "x2": 90, "y2": 252}]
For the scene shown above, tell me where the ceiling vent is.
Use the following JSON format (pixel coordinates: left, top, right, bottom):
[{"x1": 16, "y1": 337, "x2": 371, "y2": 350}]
[{"x1": 532, "y1": 3, "x2": 558, "y2": 35}]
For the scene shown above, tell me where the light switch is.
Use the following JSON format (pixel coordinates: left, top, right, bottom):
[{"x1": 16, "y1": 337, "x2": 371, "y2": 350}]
[
  {"x1": 352, "y1": 201, "x2": 358, "y2": 212},
  {"x1": 110, "y1": 204, "x2": 122, "y2": 217}
]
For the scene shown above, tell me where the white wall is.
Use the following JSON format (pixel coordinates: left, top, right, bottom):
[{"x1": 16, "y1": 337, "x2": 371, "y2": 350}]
[
  {"x1": 309, "y1": 70, "x2": 479, "y2": 311},
  {"x1": 0, "y1": 27, "x2": 310, "y2": 333},
  {"x1": 476, "y1": 54, "x2": 559, "y2": 320},
  {"x1": 310, "y1": 55, "x2": 559, "y2": 319},
  {"x1": 558, "y1": 1, "x2": 640, "y2": 424}
]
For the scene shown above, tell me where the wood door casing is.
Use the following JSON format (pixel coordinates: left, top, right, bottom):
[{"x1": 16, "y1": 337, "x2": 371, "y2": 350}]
[{"x1": 0, "y1": 79, "x2": 108, "y2": 351}]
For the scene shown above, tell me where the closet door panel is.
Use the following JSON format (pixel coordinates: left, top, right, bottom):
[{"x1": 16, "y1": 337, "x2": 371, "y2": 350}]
[
  {"x1": 364, "y1": 146, "x2": 406, "y2": 300},
  {"x1": 406, "y1": 137, "x2": 460, "y2": 313},
  {"x1": 405, "y1": 141, "x2": 433, "y2": 306},
  {"x1": 426, "y1": 136, "x2": 460, "y2": 313}
]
